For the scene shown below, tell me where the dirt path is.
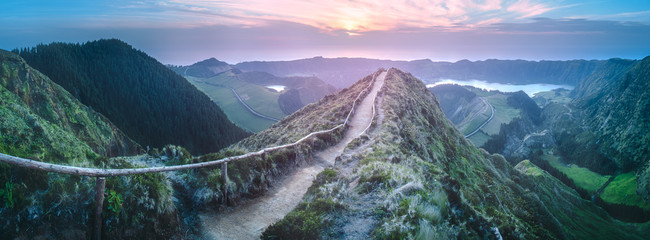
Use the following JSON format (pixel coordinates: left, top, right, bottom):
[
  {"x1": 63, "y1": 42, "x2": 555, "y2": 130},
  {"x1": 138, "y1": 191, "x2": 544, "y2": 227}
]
[{"x1": 199, "y1": 71, "x2": 386, "y2": 240}]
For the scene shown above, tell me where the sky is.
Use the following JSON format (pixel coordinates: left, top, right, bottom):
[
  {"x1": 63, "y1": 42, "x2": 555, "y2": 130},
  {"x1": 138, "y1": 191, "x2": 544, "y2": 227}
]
[{"x1": 1, "y1": 0, "x2": 650, "y2": 65}]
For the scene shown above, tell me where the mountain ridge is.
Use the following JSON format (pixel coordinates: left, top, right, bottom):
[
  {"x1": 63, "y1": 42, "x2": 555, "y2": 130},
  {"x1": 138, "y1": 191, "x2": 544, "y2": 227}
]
[
  {"x1": 15, "y1": 39, "x2": 250, "y2": 154},
  {"x1": 260, "y1": 68, "x2": 649, "y2": 239},
  {"x1": 233, "y1": 56, "x2": 638, "y2": 88},
  {"x1": 1, "y1": 62, "x2": 648, "y2": 238},
  {"x1": 0, "y1": 49, "x2": 180, "y2": 239},
  {"x1": 0, "y1": 49, "x2": 140, "y2": 157}
]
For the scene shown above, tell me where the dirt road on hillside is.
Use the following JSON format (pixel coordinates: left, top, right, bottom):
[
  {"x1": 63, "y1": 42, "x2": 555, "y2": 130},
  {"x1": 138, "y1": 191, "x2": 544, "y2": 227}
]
[
  {"x1": 199, "y1": 72, "x2": 386, "y2": 240},
  {"x1": 465, "y1": 96, "x2": 494, "y2": 138}
]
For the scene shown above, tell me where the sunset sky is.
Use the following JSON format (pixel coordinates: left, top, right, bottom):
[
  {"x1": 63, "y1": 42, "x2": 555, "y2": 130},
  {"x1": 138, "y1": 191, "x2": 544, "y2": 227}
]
[{"x1": 2, "y1": 0, "x2": 650, "y2": 64}]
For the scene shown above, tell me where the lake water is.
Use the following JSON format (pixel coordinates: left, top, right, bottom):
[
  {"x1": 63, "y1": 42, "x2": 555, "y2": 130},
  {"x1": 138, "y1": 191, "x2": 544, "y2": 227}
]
[
  {"x1": 425, "y1": 79, "x2": 574, "y2": 96},
  {"x1": 265, "y1": 85, "x2": 286, "y2": 92}
]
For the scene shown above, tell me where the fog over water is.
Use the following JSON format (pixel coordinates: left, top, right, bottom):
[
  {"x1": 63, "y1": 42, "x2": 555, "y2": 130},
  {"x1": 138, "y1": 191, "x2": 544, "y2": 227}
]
[
  {"x1": 266, "y1": 85, "x2": 286, "y2": 92},
  {"x1": 426, "y1": 79, "x2": 574, "y2": 96}
]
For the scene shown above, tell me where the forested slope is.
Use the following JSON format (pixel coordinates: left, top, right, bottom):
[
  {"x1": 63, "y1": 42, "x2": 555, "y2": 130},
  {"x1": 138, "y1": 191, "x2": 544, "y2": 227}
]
[
  {"x1": 0, "y1": 50, "x2": 179, "y2": 239},
  {"x1": 16, "y1": 40, "x2": 249, "y2": 154}
]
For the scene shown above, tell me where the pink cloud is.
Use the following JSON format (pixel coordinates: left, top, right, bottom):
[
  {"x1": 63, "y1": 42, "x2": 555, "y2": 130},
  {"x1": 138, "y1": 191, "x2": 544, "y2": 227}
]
[
  {"x1": 155, "y1": 0, "x2": 557, "y2": 32},
  {"x1": 507, "y1": 0, "x2": 554, "y2": 19}
]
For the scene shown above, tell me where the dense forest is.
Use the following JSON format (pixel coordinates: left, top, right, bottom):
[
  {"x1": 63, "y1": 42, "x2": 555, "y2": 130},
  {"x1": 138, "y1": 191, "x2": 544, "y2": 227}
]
[{"x1": 15, "y1": 39, "x2": 249, "y2": 154}]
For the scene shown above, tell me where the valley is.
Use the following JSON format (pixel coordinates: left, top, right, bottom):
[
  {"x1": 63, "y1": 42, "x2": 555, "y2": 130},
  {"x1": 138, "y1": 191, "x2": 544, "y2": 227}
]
[
  {"x1": 187, "y1": 75, "x2": 281, "y2": 132},
  {"x1": 3, "y1": 1, "x2": 650, "y2": 239},
  {"x1": 173, "y1": 61, "x2": 337, "y2": 133},
  {"x1": 0, "y1": 41, "x2": 648, "y2": 239},
  {"x1": 431, "y1": 58, "x2": 650, "y2": 223}
]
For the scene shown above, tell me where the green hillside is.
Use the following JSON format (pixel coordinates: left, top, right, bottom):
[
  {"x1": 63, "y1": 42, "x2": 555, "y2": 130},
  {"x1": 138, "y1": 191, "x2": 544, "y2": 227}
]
[
  {"x1": 0, "y1": 50, "x2": 179, "y2": 239},
  {"x1": 199, "y1": 73, "x2": 286, "y2": 119},
  {"x1": 184, "y1": 67, "x2": 337, "y2": 132},
  {"x1": 545, "y1": 56, "x2": 650, "y2": 202},
  {"x1": 0, "y1": 50, "x2": 141, "y2": 158},
  {"x1": 578, "y1": 57, "x2": 650, "y2": 174},
  {"x1": 187, "y1": 74, "x2": 279, "y2": 132},
  {"x1": 15, "y1": 39, "x2": 249, "y2": 154},
  {"x1": 262, "y1": 69, "x2": 649, "y2": 239}
]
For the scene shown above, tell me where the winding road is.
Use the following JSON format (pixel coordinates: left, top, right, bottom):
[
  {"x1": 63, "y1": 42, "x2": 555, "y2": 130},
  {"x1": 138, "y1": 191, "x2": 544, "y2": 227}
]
[
  {"x1": 228, "y1": 87, "x2": 280, "y2": 122},
  {"x1": 192, "y1": 79, "x2": 281, "y2": 122},
  {"x1": 199, "y1": 71, "x2": 387, "y2": 240},
  {"x1": 465, "y1": 97, "x2": 494, "y2": 138}
]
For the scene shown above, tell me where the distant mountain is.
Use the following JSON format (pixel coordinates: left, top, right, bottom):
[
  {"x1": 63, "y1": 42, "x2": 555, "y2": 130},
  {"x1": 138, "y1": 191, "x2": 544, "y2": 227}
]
[
  {"x1": 0, "y1": 50, "x2": 179, "y2": 238},
  {"x1": 571, "y1": 58, "x2": 638, "y2": 99},
  {"x1": 169, "y1": 57, "x2": 231, "y2": 78},
  {"x1": 234, "y1": 56, "x2": 638, "y2": 88},
  {"x1": 234, "y1": 57, "x2": 398, "y2": 88},
  {"x1": 16, "y1": 39, "x2": 250, "y2": 154},
  {"x1": 235, "y1": 70, "x2": 337, "y2": 111}
]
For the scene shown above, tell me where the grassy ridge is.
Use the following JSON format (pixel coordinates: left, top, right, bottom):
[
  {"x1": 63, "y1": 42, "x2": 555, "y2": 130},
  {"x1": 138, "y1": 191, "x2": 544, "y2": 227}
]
[{"x1": 263, "y1": 68, "x2": 650, "y2": 239}]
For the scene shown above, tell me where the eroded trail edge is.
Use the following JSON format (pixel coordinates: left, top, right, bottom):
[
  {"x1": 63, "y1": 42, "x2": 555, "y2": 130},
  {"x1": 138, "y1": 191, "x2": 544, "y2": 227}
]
[{"x1": 199, "y1": 72, "x2": 386, "y2": 240}]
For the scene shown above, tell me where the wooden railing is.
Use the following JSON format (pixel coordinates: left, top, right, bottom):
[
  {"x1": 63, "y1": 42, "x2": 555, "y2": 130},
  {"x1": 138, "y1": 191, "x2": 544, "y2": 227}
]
[{"x1": 0, "y1": 69, "x2": 382, "y2": 239}]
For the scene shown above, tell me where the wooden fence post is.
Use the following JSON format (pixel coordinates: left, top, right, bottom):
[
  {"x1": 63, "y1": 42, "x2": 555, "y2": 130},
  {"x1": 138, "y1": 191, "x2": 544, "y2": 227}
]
[
  {"x1": 94, "y1": 177, "x2": 106, "y2": 240},
  {"x1": 221, "y1": 163, "x2": 228, "y2": 205}
]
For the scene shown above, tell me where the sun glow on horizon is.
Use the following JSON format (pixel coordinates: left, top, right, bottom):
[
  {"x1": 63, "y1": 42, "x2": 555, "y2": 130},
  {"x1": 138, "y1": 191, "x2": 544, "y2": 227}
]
[
  {"x1": 138, "y1": 0, "x2": 576, "y2": 33},
  {"x1": 2, "y1": 0, "x2": 650, "y2": 64}
]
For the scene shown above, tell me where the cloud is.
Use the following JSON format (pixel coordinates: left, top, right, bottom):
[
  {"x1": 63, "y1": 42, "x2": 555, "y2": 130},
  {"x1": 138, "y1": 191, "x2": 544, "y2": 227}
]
[
  {"x1": 144, "y1": 0, "x2": 560, "y2": 33},
  {"x1": 492, "y1": 17, "x2": 650, "y2": 33},
  {"x1": 506, "y1": 0, "x2": 554, "y2": 19},
  {"x1": 569, "y1": 10, "x2": 650, "y2": 21}
]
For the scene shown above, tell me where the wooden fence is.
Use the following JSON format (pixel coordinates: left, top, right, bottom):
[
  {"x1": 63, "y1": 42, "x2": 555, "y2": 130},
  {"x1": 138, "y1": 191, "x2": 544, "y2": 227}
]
[{"x1": 0, "y1": 70, "x2": 382, "y2": 239}]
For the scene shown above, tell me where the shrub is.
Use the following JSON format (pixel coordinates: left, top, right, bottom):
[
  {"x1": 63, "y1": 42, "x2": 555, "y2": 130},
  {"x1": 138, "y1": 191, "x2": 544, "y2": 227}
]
[
  {"x1": 262, "y1": 198, "x2": 343, "y2": 240},
  {"x1": 0, "y1": 181, "x2": 15, "y2": 208},
  {"x1": 106, "y1": 189, "x2": 123, "y2": 217}
]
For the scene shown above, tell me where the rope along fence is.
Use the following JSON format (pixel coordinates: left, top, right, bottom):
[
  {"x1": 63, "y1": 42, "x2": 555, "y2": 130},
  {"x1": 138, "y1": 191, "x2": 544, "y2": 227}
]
[{"x1": 0, "y1": 69, "x2": 382, "y2": 239}]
